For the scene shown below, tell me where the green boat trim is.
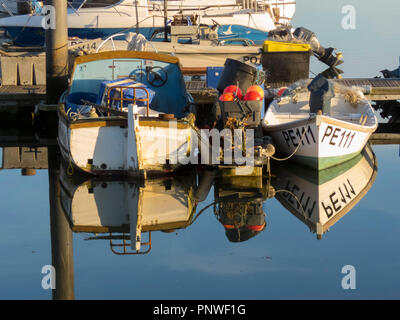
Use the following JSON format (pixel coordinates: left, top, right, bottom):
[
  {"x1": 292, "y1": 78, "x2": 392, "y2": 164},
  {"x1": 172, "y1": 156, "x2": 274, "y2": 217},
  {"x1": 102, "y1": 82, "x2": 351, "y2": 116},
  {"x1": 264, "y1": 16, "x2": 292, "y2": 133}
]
[
  {"x1": 287, "y1": 150, "x2": 362, "y2": 172},
  {"x1": 274, "y1": 149, "x2": 369, "y2": 185}
]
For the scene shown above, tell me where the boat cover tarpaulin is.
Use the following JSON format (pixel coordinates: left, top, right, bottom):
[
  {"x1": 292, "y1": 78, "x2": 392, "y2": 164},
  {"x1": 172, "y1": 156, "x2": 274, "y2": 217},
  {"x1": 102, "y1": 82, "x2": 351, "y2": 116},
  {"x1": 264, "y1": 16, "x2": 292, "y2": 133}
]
[{"x1": 97, "y1": 78, "x2": 156, "y2": 108}]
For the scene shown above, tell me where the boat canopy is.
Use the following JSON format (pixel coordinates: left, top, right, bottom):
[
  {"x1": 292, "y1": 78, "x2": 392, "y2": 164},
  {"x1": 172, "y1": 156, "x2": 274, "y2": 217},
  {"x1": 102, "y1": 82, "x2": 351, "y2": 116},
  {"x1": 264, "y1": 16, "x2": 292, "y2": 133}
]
[{"x1": 69, "y1": 51, "x2": 189, "y2": 118}]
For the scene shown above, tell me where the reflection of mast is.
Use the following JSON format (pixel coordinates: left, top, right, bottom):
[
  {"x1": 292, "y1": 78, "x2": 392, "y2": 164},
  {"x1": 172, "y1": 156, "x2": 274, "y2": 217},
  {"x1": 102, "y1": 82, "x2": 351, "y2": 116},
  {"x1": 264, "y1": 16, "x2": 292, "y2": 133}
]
[{"x1": 48, "y1": 146, "x2": 74, "y2": 300}]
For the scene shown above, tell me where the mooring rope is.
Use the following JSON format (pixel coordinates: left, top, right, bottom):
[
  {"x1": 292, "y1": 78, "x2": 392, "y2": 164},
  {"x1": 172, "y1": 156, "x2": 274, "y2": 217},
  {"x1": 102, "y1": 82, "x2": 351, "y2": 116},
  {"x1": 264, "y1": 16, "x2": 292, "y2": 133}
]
[
  {"x1": 274, "y1": 189, "x2": 307, "y2": 217},
  {"x1": 271, "y1": 117, "x2": 313, "y2": 162}
]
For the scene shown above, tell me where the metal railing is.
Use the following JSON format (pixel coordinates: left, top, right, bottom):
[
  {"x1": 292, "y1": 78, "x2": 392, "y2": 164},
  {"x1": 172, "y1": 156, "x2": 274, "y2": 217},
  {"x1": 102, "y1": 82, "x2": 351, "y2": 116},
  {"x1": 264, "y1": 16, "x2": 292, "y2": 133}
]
[{"x1": 106, "y1": 85, "x2": 150, "y2": 117}]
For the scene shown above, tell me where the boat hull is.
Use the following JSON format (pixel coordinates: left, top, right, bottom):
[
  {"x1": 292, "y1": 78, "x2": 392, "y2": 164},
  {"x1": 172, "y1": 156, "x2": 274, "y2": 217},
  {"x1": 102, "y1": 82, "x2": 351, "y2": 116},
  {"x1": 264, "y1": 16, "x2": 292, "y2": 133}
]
[
  {"x1": 4, "y1": 24, "x2": 268, "y2": 47},
  {"x1": 58, "y1": 108, "x2": 198, "y2": 176},
  {"x1": 264, "y1": 114, "x2": 376, "y2": 170}
]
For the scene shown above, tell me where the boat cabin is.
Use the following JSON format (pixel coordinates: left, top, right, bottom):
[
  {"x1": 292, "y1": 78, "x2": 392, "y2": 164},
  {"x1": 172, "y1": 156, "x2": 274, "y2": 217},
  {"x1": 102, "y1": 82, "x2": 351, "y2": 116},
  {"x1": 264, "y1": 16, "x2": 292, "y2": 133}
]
[{"x1": 63, "y1": 51, "x2": 191, "y2": 119}]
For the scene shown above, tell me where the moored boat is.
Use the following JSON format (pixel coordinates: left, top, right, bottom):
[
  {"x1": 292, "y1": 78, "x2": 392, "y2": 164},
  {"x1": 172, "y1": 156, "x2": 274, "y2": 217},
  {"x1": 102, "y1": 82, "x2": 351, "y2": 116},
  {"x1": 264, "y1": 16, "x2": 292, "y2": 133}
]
[
  {"x1": 262, "y1": 78, "x2": 378, "y2": 170},
  {"x1": 0, "y1": 0, "x2": 296, "y2": 47},
  {"x1": 58, "y1": 51, "x2": 199, "y2": 177}
]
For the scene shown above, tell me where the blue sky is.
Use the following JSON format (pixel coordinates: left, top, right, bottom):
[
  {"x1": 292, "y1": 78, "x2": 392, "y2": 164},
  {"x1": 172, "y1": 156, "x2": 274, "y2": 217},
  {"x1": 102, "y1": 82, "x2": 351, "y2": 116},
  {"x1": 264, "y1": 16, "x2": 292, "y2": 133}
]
[{"x1": 293, "y1": 0, "x2": 400, "y2": 77}]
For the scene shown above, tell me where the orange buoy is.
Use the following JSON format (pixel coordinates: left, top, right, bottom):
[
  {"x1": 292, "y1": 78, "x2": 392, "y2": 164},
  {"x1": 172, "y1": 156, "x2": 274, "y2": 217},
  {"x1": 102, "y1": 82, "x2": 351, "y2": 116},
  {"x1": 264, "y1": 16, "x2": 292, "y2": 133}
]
[
  {"x1": 223, "y1": 85, "x2": 243, "y2": 99},
  {"x1": 246, "y1": 85, "x2": 264, "y2": 99},
  {"x1": 219, "y1": 93, "x2": 235, "y2": 102},
  {"x1": 244, "y1": 90, "x2": 263, "y2": 101}
]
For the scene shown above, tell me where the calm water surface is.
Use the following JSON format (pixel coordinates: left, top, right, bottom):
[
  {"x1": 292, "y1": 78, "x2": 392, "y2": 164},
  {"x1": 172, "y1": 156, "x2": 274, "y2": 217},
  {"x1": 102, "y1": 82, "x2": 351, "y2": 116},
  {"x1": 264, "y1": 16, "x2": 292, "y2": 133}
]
[
  {"x1": 0, "y1": 0, "x2": 400, "y2": 300},
  {"x1": 0, "y1": 144, "x2": 399, "y2": 299}
]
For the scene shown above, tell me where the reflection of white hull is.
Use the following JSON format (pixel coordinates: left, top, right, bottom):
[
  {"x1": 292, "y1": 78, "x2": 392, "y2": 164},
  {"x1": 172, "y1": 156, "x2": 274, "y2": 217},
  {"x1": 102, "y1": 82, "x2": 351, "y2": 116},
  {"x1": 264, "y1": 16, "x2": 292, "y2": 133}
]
[
  {"x1": 273, "y1": 144, "x2": 377, "y2": 238},
  {"x1": 60, "y1": 174, "x2": 195, "y2": 234},
  {"x1": 263, "y1": 91, "x2": 378, "y2": 170}
]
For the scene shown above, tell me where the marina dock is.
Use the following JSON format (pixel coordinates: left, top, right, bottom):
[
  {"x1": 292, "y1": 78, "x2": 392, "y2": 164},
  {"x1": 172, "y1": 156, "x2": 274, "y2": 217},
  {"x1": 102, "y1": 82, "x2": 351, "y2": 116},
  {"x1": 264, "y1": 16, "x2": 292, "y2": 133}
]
[{"x1": 185, "y1": 78, "x2": 400, "y2": 102}]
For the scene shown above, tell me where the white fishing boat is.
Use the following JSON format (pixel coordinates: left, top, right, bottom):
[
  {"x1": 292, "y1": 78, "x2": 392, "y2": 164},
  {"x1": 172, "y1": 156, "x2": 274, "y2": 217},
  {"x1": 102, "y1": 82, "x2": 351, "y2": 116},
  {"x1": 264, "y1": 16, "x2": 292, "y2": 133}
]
[
  {"x1": 59, "y1": 170, "x2": 199, "y2": 254},
  {"x1": 262, "y1": 80, "x2": 378, "y2": 170},
  {"x1": 0, "y1": 0, "x2": 295, "y2": 46},
  {"x1": 272, "y1": 144, "x2": 377, "y2": 239},
  {"x1": 58, "y1": 51, "x2": 199, "y2": 177}
]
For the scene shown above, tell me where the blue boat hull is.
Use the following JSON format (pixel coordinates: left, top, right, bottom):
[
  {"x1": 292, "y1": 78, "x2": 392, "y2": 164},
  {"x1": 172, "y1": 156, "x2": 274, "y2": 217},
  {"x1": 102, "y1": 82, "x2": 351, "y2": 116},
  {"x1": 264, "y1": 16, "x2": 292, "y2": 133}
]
[{"x1": 4, "y1": 25, "x2": 268, "y2": 47}]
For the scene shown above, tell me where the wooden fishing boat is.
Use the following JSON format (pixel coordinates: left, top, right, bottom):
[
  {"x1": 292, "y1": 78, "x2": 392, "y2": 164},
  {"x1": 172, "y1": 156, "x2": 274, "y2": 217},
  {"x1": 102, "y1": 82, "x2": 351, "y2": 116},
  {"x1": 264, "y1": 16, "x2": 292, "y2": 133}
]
[
  {"x1": 262, "y1": 82, "x2": 378, "y2": 170},
  {"x1": 272, "y1": 144, "x2": 377, "y2": 239},
  {"x1": 58, "y1": 51, "x2": 199, "y2": 177}
]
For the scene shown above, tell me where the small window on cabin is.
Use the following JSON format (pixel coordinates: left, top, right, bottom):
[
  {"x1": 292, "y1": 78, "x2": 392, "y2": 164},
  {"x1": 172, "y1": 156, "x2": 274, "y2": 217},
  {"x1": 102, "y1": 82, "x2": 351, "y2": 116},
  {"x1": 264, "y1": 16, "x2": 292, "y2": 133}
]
[{"x1": 68, "y1": 0, "x2": 122, "y2": 9}]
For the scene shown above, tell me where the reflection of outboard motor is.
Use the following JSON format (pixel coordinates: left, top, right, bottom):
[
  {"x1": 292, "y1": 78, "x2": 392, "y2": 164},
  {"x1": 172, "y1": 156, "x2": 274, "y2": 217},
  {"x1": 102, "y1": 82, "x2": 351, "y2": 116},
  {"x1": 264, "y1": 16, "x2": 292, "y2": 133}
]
[
  {"x1": 217, "y1": 200, "x2": 266, "y2": 243},
  {"x1": 307, "y1": 74, "x2": 335, "y2": 114},
  {"x1": 213, "y1": 174, "x2": 274, "y2": 242},
  {"x1": 293, "y1": 27, "x2": 343, "y2": 67}
]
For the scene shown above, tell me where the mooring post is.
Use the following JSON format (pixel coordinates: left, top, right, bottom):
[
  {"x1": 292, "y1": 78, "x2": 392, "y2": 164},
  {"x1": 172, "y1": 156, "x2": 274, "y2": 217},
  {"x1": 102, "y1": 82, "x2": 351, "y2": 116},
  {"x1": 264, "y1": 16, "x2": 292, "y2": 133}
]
[
  {"x1": 45, "y1": 0, "x2": 68, "y2": 104},
  {"x1": 164, "y1": 0, "x2": 168, "y2": 42},
  {"x1": 48, "y1": 146, "x2": 75, "y2": 300}
]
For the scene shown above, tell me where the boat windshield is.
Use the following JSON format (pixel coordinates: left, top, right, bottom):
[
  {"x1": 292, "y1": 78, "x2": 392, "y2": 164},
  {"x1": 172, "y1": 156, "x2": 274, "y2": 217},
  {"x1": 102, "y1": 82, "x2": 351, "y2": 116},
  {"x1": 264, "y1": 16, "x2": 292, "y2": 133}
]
[{"x1": 68, "y1": 0, "x2": 122, "y2": 9}]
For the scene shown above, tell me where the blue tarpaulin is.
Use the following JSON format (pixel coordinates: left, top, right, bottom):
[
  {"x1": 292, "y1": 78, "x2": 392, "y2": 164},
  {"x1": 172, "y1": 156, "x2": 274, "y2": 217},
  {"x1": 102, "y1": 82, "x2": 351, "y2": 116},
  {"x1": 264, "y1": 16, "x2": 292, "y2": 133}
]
[{"x1": 97, "y1": 78, "x2": 156, "y2": 109}]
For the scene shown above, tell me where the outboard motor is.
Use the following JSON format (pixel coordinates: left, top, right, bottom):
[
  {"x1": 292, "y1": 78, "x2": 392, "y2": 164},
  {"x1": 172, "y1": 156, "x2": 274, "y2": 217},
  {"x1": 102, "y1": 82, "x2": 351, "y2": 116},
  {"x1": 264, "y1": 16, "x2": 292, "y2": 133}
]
[
  {"x1": 307, "y1": 74, "x2": 335, "y2": 115},
  {"x1": 293, "y1": 27, "x2": 343, "y2": 67},
  {"x1": 267, "y1": 26, "x2": 343, "y2": 68},
  {"x1": 380, "y1": 67, "x2": 400, "y2": 79}
]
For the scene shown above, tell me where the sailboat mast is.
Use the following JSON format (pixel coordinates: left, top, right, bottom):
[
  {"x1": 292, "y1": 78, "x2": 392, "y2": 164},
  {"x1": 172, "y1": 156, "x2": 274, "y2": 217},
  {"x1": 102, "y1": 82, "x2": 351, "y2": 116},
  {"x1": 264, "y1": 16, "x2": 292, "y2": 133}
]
[
  {"x1": 164, "y1": 0, "x2": 168, "y2": 41},
  {"x1": 135, "y1": 0, "x2": 139, "y2": 34}
]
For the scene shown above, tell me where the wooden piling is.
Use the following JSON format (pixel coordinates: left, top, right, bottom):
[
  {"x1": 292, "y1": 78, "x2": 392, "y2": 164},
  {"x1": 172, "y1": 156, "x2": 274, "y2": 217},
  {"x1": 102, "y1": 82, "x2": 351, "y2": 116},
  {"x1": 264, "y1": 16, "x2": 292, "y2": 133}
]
[
  {"x1": 164, "y1": 0, "x2": 168, "y2": 42},
  {"x1": 48, "y1": 146, "x2": 75, "y2": 300},
  {"x1": 45, "y1": 0, "x2": 68, "y2": 104}
]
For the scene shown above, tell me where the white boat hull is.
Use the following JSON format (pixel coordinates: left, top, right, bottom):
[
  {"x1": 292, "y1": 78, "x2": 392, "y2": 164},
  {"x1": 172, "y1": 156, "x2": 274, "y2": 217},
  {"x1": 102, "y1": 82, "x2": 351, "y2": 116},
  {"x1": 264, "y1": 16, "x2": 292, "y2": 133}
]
[
  {"x1": 265, "y1": 114, "x2": 375, "y2": 169},
  {"x1": 58, "y1": 112, "x2": 198, "y2": 176},
  {"x1": 0, "y1": 0, "x2": 296, "y2": 46}
]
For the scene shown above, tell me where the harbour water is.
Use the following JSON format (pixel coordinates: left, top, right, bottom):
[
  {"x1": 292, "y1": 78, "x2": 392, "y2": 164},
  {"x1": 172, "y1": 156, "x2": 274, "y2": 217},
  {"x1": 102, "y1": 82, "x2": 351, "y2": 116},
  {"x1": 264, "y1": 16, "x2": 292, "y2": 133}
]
[{"x1": 0, "y1": 0, "x2": 400, "y2": 300}]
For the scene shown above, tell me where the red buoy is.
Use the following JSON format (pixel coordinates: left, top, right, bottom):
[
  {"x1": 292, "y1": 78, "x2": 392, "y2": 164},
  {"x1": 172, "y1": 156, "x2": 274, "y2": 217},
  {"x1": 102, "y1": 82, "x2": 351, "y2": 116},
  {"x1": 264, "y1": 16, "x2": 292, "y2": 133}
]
[
  {"x1": 223, "y1": 85, "x2": 243, "y2": 99},
  {"x1": 244, "y1": 90, "x2": 263, "y2": 101},
  {"x1": 246, "y1": 85, "x2": 264, "y2": 99}
]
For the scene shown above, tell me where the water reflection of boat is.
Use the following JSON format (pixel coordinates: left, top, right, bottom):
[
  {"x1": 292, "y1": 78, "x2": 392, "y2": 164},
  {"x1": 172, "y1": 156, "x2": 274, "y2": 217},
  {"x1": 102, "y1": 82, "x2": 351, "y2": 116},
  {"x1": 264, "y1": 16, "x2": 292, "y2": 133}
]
[
  {"x1": 59, "y1": 167, "x2": 199, "y2": 255},
  {"x1": 272, "y1": 144, "x2": 377, "y2": 239},
  {"x1": 214, "y1": 172, "x2": 275, "y2": 242}
]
